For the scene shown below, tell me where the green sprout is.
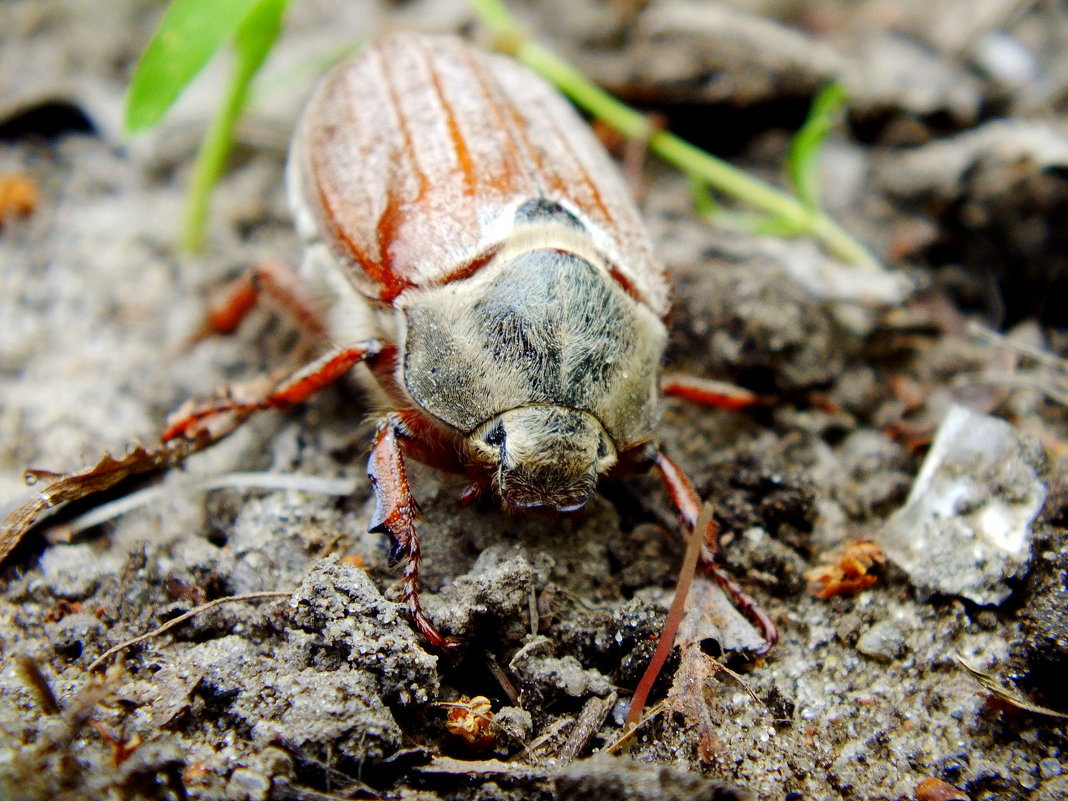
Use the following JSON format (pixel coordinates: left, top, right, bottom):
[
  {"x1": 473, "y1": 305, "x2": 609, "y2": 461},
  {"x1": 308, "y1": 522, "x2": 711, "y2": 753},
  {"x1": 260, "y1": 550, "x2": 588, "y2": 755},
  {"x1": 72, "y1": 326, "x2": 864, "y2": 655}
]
[{"x1": 788, "y1": 83, "x2": 849, "y2": 212}]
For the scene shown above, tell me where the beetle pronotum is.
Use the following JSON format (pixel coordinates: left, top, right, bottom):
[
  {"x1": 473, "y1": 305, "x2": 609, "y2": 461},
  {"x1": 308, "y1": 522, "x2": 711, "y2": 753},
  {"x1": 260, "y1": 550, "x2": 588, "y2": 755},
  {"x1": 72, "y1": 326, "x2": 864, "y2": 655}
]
[{"x1": 161, "y1": 33, "x2": 775, "y2": 653}]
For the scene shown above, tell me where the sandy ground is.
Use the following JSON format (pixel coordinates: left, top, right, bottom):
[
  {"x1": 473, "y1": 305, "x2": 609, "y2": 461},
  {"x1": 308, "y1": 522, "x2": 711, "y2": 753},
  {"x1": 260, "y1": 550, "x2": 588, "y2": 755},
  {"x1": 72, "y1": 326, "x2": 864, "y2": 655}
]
[{"x1": 1, "y1": 1, "x2": 1066, "y2": 800}]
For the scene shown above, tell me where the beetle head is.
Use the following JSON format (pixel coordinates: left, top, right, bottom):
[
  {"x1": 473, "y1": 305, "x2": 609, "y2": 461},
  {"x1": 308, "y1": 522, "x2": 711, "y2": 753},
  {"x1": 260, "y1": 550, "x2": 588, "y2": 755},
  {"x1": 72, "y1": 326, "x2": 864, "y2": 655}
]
[{"x1": 470, "y1": 406, "x2": 617, "y2": 512}]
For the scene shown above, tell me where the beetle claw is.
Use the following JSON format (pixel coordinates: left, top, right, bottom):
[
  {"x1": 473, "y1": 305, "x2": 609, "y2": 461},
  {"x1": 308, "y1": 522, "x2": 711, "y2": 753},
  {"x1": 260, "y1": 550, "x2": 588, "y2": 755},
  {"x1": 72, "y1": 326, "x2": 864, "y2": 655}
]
[
  {"x1": 410, "y1": 606, "x2": 462, "y2": 652},
  {"x1": 385, "y1": 535, "x2": 405, "y2": 567}
]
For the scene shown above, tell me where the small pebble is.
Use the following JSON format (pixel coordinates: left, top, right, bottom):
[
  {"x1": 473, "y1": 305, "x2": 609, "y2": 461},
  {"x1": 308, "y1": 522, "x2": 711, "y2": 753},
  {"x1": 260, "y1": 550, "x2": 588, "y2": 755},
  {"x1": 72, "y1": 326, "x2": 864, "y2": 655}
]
[
  {"x1": 856, "y1": 621, "x2": 906, "y2": 662},
  {"x1": 1039, "y1": 757, "x2": 1061, "y2": 780},
  {"x1": 226, "y1": 768, "x2": 270, "y2": 801},
  {"x1": 493, "y1": 706, "x2": 533, "y2": 746},
  {"x1": 973, "y1": 31, "x2": 1038, "y2": 87},
  {"x1": 835, "y1": 612, "x2": 864, "y2": 643}
]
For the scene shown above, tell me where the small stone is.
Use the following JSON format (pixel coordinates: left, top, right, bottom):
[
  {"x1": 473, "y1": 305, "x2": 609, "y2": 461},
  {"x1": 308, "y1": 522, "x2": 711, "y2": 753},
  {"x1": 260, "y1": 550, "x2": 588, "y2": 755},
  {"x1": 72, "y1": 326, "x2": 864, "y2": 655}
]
[
  {"x1": 492, "y1": 706, "x2": 533, "y2": 749},
  {"x1": 1039, "y1": 758, "x2": 1061, "y2": 780},
  {"x1": 509, "y1": 636, "x2": 612, "y2": 699},
  {"x1": 855, "y1": 621, "x2": 906, "y2": 662},
  {"x1": 515, "y1": 652, "x2": 610, "y2": 699},
  {"x1": 834, "y1": 612, "x2": 864, "y2": 644},
  {"x1": 226, "y1": 767, "x2": 271, "y2": 801},
  {"x1": 256, "y1": 746, "x2": 293, "y2": 778}
]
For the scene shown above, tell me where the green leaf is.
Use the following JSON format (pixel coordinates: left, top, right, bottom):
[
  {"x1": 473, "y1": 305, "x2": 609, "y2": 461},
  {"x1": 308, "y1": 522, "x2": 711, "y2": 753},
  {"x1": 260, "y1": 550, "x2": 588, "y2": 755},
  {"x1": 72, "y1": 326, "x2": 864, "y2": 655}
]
[
  {"x1": 124, "y1": 0, "x2": 266, "y2": 134},
  {"x1": 787, "y1": 82, "x2": 848, "y2": 211},
  {"x1": 233, "y1": 0, "x2": 288, "y2": 78}
]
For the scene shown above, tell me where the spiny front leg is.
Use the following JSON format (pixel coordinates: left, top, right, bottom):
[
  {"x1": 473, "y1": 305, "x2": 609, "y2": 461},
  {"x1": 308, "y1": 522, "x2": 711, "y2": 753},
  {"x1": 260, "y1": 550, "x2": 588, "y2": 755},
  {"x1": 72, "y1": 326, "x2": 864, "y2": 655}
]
[
  {"x1": 162, "y1": 340, "x2": 384, "y2": 443},
  {"x1": 368, "y1": 413, "x2": 459, "y2": 652},
  {"x1": 653, "y1": 451, "x2": 778, "y2": 655}
]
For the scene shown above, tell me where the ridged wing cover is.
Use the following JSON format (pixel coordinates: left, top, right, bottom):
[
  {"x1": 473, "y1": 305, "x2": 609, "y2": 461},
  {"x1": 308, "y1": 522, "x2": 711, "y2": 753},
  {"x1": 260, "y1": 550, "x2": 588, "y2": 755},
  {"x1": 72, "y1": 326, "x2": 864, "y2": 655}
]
[{"x1": 293, "y1": 33, "x2": 670, "y2": 316}]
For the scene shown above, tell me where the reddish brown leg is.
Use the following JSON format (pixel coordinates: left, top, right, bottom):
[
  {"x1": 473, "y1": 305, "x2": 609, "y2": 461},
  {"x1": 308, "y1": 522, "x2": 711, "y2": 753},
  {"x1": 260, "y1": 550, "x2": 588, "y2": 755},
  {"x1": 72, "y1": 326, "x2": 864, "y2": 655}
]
[
  {"x1": 662, "y1": 375, "x2": 763, "y2": 411},
  {"x1": 653, "y1": 451, "x2": 777, "y2": 655},
  {"x1": 162, "y1": 340, "x2": 383, "y2": 443},
  {"x1": 368, "y1": 413, "x2": 459, "y2": 652},
  {"x1": 191, "y1": 259, "x2": 328, "y2": 343}
]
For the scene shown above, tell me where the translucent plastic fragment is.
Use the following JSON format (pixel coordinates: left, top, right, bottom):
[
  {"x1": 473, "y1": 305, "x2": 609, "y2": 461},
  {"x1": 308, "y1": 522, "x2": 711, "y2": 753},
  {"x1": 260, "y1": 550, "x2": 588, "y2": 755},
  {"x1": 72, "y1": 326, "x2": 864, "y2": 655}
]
[{"x1": 879, "y1": 405, "x2": 1048, "y2": 605}]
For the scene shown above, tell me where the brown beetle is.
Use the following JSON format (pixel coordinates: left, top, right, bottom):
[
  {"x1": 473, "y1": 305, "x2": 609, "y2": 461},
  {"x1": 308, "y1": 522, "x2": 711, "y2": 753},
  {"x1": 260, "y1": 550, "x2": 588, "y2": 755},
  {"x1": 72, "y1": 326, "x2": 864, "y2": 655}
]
[{"x1": 160, "y1": 33, "x2": 775, "y2": 653}]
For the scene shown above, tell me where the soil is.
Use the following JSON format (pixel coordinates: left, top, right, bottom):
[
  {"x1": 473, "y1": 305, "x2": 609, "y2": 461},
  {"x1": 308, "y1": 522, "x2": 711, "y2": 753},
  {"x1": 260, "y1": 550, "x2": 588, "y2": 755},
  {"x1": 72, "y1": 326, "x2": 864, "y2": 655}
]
[{"x1": 1, "y1": 1, "x2": 1066, "y2": 800}]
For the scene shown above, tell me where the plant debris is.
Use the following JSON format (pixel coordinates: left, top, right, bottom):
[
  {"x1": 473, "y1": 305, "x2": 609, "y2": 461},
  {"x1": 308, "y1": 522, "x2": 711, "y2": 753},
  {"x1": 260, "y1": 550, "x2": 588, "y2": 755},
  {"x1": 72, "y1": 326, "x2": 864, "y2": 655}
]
[
  {"x1": 805, "y1": 538, "x2": 886, "y2": 599},
  {"x1": 956, "y1": 655, "x2": 1068, "y2": 720},
  {"x1": 443, "y1": 695, "x2": 496, "y2": 749}
]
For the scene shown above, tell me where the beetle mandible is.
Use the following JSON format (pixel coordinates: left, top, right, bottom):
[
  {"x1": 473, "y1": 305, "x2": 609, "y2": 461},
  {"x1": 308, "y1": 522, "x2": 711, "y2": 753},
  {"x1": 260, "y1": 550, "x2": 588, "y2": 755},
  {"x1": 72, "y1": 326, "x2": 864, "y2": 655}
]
[{"x1": 164, "y1": 33, "x2": 776, "y2": 653}]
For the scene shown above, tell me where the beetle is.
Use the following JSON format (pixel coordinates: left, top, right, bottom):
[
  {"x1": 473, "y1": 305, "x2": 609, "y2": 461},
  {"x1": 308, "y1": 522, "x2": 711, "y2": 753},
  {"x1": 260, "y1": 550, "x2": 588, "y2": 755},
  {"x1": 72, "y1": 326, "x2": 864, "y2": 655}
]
[{"x1": 161, "y1": 33, "x2": 775, "y2": 653}]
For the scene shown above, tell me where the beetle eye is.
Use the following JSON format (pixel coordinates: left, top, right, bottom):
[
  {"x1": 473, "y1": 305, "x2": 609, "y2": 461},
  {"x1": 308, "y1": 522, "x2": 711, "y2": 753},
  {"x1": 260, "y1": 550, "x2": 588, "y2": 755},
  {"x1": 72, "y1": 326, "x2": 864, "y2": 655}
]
[{"x1": 484, "y1": 423, "x2": 506, "y2": 448}]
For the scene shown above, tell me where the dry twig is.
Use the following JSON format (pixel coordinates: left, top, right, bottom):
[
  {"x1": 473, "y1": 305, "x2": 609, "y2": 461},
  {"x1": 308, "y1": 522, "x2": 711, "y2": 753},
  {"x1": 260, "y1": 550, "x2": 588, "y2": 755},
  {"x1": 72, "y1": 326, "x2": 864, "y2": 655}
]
[{"x1": 86, "y1": 591, "x2": 293, "y2": 672}]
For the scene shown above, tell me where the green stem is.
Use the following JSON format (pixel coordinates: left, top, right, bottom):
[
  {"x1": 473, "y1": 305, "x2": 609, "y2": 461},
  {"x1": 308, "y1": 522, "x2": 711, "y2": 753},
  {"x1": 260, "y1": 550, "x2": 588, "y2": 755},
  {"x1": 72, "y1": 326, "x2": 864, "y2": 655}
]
[
  {"x1": 183, "y1": 0, "x2": 287, "y2": 253},
  {"x1": 810, "y1": 212, "x2": 880, "y2": 271},
  {"x1": 650, "y1": 129, "x2": 812, "y2": 230},
  {"x1": 467, "y1": 0, "x2": 880, "y2": 271},
  {"x1": 182, "y1": 61, "x2": 251, "y2": 253},
  {"x1": 466, "y1": 0, "x2": 515, "y2": 34}
]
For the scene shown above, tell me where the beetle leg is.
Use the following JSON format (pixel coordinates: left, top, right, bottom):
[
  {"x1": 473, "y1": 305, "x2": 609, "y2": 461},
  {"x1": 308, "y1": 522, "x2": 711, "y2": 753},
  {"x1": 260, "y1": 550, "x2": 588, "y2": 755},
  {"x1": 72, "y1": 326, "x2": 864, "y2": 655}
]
[
  {"x1": 162, "y1": 340, "x2": 383, "y2": 443},
  {"x1": 662, "y1": 374, "x2": 763, "y2": 411},
  {"x1": 368, "y1": 413, "x2": 460, "y2": 652},
  {"x1": 191, "y1": 259, "x2": 328, "y2": 343},
  {"x1": 653, "y1": 450, "x2": 778, "y2": 655}
]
